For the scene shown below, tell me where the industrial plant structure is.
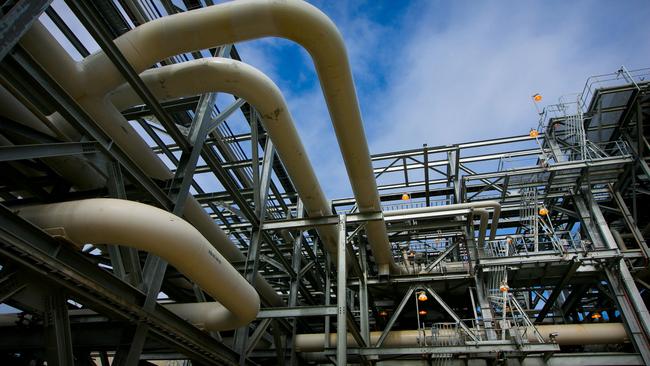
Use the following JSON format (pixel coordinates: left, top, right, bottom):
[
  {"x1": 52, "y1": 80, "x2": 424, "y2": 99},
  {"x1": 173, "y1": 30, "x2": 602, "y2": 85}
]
[{"x1": 0, "y1": 1, "x2": 649, "y2": 365}]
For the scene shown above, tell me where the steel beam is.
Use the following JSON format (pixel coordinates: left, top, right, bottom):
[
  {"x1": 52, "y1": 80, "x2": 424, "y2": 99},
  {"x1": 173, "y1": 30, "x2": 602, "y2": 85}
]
[
  {"x1": 244, "y1": 318, "x2": 272, "y2": 357},
  {"x1": 424, "y1": 242, "x2": 459, "y2": 272},
  {"x1": 358, "y1": 239, "x2": 370, "y2": 344},
  {"x1": 207, "y1": 98, "x2": 246, "y2": 134},
  {"x1": 257, "y1": 306, "x2": 338, "y2": 318},
  {"x1": 44, "y1": 291, "x2": 74, "y2": 366},
  {"x1": 576, "y1": 190, "x2": 650, "y2": 363},
  {"x1": 118, "y1": 92, "x2": 220, "y2": 366},
  {"x1": 610, "y1": 185, "x2": 650, "y2": 258},
  {"x1": 0, "y1": 0, "x2": 52, "y2": 61},
  {"x1": 0, "y1": 269, "x2": 28, "y2": 303},
  {"x1": 288, "y1": 200, "x2": 304, "y2": 366},
  {"x1": 262, "y1": 211, "x2": 383, "y2": 231},
  {"x1": 66, "y1": 0, "x2": 190, "y2": 153},
  {"x1": 0, "y1": 142, "x2": 98, "y2": 162},
  {"x1": 1, "y1": 49, "x2": 174, "y2": 210},
  {"x1": 534, "y1": 260, "x2": 579, "y2": 323}
]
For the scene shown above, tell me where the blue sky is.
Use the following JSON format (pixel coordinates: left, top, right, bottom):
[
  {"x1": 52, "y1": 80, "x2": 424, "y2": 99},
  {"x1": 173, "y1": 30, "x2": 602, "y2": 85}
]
[
  {"x1": 41, "y1": 0, "x2": 650, "y2": 200},
  {"x1": 233, "y1": 0, "x2": 650, "y2": 199}
]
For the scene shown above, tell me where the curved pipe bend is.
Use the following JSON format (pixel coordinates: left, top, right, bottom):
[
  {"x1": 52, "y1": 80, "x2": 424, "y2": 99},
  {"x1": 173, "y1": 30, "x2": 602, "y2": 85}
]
[
  {"x1": 110, "y1": 57, "x2": 340, "y2": 256},
  {"x1": 16, "y1": 198, "x2": 259, "y2": 330},
  {"x1": 385, "y1": 201, "x2": 501, "y2": 241},
  {"x1": 23, "y1": 0, "x2": 395, "y2": 274},
  {"x1": 20, "y1": 20, "x2": 283, "y2": 307}
]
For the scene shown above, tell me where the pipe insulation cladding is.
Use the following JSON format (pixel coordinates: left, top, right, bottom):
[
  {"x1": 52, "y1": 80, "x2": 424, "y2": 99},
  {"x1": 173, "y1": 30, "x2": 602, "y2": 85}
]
[
  {"x1": 20, "y1": 16, "x2": 282, "y2": 307},
  {"x1": 294, "y1": 323, "x2": 630, "y2": 352},
  {"x1": 15, "y1": 198, "x2": 259, "y2": 330},
  {"x1": 20, "y1": 0, "x2": 398, "y2": 275},
  {"x1": 109, "y1": 57, "x2": 340, "y2": 262}
]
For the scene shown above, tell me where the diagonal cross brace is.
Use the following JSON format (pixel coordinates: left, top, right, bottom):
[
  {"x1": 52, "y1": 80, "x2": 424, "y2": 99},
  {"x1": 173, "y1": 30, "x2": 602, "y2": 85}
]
[{"x1": 425, "y1": 286, "x2": 479, "y2": 342}]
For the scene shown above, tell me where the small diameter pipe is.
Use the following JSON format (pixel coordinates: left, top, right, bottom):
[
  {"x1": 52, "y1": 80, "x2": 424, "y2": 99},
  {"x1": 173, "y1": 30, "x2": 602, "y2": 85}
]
[{"x1": 384, "y1": 201, "x2": 501, "y2": 241}]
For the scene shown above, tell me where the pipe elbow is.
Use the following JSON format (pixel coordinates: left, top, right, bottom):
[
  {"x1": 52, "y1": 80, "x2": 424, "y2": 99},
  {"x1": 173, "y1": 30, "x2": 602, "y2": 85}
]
[
  {"x1": 111, "y1": 58, "x2": 286, "y2": 124},
  {"x1": 82, "y1": 0, "x2": 350, "y2": 96},
  {"x1": 16, "y1": 198, "x2": 259, "y2": 330}
]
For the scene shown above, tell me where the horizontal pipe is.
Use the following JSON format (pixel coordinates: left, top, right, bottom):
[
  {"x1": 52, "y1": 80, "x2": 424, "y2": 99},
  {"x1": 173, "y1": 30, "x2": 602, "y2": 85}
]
[
  {"x1": 294, "y1": 323, "x2": 629, "y2": 352},
  {"x1": 15, "y1": 198, "x2": 259, "y2": 330},
  {"x1": 385, "y1": 201, "x2": 501, "y2": 241}
]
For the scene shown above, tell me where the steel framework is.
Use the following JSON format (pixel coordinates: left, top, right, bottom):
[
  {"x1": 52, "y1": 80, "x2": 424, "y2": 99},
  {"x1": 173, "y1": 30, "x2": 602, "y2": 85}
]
[{"x1": 0, "y1": 1, "x2": 649, "y2": 366}]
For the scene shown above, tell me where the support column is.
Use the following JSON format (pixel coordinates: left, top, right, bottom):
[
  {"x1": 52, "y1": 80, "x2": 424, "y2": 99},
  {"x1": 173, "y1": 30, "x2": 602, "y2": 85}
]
[
  {"x1": 474, "y1": 272, "x2": 496, "y2": 340},
  {"x1": 106, "y1": 160, "x2": 142, "y2": 287},
  {"x1": 288, "y1": 200, "x2": 304, "y2": 366},
  {"x1": 116, "y1": 92, "x2": 219, "y2": 366},
  {"x1": 236, "y1": 136, "x2": 275, "y2": 364},
  {"x1": 449, "y1": 148, "x2": 461, "y2": 204},
  {"x1": 44, "y1": 291, "x2": 74, "y2": 366},
  {"x1": 336, "y1": 214, "x2": 347, "y2": 365},
  {"x1": 575, "y1": 189, "x2": 650, "y2": 363},
  {"x1": 323, "y1": 252, "x2": 332, "y2": 351},
  {"x1": 358, "y1": 239, "x2": 370, "y2": 344},
  {"x1": 423, "y1": 144, "x2": 430, "y2": 206}
]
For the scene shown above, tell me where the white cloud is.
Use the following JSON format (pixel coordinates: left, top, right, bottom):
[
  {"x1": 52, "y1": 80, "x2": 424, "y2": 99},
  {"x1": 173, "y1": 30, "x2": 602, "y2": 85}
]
[
  {"x1": 234, "y1": 0, "x2": 650, "y2": 199},
  {"x1": 367, "y1": 1, "x2": 650, "y2": 153}
]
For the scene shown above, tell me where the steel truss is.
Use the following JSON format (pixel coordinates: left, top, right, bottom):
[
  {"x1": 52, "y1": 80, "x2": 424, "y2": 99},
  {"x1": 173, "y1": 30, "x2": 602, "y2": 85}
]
[{"x1": 0, "y1": 1, "x2": 650, "y2": 365}]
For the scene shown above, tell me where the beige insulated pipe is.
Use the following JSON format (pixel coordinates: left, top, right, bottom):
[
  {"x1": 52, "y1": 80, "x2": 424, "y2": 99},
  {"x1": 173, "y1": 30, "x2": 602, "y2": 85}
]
[
  {"x1": 15, "y1": 198, "x2": 259, "y2": 330},
  {"x1": 384, "y1": 201, "x2": 501, "y2": 241},
  {"x1": 294, "y1": 323, "x2": 629, "y2": 352},
  {"x1": 19, "y1": 22, "x2": 282, "y2": 307},
  {"x1": 109, "y1": 58, "x2": 339, "y2": 256},
  {"x1": 21, "y1": 0, "x2": 398, "y2": 275}
]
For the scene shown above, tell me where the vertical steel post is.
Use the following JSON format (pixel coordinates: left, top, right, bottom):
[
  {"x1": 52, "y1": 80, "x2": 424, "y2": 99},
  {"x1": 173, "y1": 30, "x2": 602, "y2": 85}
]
[
  {"x1": 575, "y1": 190, "x2": 650, "y2": 363},
  {"x1": 474, "y1": 273, "x2": 497, "y2": 340},
  {"x1": 336, "y1": 214, "x2": 347, "y2": 365},
  {"x1": 423, "y1": 144, "x2": 430, "y2": 206},
  {"x1": 118, "y1": 92, "x2": 218, "y2": 366},
  {"x1": 44, "y1": 291, "x2": 74, "y2": 366},
  {"x1": 106, "y1": 160, "x2": 143, "y2": 286},
  {"x1": 0, "y1": 0, "x2": 53, "y2": 61},
  {"x1": 289, "y1": 200, "x2": 304, "y2": 366},
  {"x1": 324, "y1": 252, "x2": 332, "y2": 350}
]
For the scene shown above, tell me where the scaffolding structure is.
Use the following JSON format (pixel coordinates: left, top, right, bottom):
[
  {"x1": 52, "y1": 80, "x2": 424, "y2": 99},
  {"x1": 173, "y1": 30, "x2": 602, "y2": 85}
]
[{"x1": 1, "y1": 1, "x2": 650, "y2": 366}]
